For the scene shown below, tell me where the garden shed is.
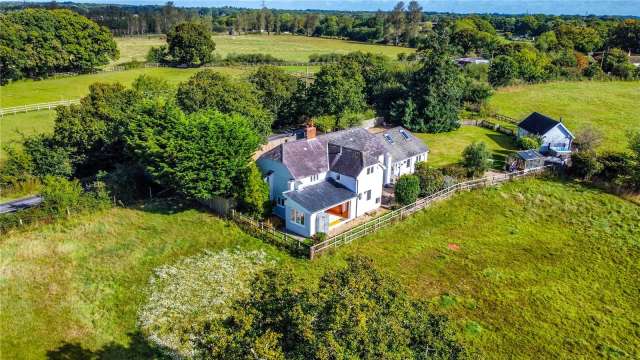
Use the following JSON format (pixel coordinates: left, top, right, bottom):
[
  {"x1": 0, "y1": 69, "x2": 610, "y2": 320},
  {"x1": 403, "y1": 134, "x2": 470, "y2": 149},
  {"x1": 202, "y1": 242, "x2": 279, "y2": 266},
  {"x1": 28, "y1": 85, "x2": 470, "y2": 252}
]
[{"x1": 507, "y1": 150, "x2": 545, "y2": 171}]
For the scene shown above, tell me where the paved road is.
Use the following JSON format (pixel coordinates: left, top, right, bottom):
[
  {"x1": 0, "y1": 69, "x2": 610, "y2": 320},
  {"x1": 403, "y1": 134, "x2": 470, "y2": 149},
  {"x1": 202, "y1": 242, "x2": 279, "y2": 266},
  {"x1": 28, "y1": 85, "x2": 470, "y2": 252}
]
[{"x1": 0, "y1": 196, "x2": 43, "y2": 214}]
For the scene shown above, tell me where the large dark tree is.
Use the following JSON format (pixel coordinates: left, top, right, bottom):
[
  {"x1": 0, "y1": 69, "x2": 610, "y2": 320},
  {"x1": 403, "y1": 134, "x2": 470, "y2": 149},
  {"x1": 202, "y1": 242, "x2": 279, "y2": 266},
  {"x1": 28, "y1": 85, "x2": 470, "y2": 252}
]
[
  {"x1": 400, "y1": 49, "x2": 465, "y2": 133},
  {"x1": 128, "y1": 105, "x2": 262, "y2": 200},
  {"x1": 0, "y1": 9, "x2": 118, "y2": 83},
  {"x1": 176, "y1": 70, "x2": 273, "y2": 137},
  {"x1": 248, "y1": 66, "x2": 301, "y2": 129},
  {"x1": 166, "y1": 22, "x2": 216, "y2": 66},
  {"x1": 307, "y1": 61, "x2": 367, "y2": 117},
  {"x1": 193, "y1": 256, "x2": 466, "y2": 359}
]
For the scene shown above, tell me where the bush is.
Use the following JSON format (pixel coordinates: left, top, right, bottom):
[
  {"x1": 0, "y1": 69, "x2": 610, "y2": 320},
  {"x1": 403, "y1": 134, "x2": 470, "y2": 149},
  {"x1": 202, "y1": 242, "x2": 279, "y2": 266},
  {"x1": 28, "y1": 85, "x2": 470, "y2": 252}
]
[
  {"x1": 146, "y1": 45, "x2": 168, "y2": 63},
  {"x1": 574, "y1": 126, "x2": 603, "y2": 151},
  {"x1": 518, "y1": 135, "x2": 542, "y2": 150},
  {"x1": 395, "y1": 175, "x2": 420, "y2": 205},
  {"x1": 313, "y1": 232, "x2": 327, "y2": 244},
  {"x1": 224, "y1": 53, "x2": 285, "y2": 64},
  {"x1": 571, "y1": 151, "x2": 602, "y2": 180},
  {"x1": 314, "y1": 115, "x2": 337, "y2": 132},
  {"x1": 415, "y1": 162, "x2": 445, "y2": 196},
  {"x1": 138, "y1": 249, "x2": 270, "y2": 358},
  {"x1": 237, "y1": 163, "x2": 270, "y2": 218},
  {"x1": 462, "y1": 141, "x2": 491, "y2": 177}
]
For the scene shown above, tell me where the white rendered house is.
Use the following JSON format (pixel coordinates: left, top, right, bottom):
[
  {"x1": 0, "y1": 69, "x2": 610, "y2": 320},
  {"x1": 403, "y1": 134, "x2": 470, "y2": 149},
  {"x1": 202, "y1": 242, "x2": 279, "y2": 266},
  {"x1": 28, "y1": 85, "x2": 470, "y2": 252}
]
[
  {"x1": 517, "y1": 112, "x2": 575, "y2": 155},
  {"x1": 257, "y1": 125, "x2": 428, "y2": 237}
]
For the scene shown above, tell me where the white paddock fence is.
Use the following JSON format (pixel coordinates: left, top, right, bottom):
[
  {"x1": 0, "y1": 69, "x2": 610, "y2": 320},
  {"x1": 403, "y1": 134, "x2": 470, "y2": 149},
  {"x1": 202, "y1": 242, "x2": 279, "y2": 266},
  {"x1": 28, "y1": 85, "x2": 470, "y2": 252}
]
[
  {"x1": 0, "y1": 99, "x2": 80, "y2": 117},
  {"x1": 309, "y1": 166, "x2": 552, "y2": 259}
]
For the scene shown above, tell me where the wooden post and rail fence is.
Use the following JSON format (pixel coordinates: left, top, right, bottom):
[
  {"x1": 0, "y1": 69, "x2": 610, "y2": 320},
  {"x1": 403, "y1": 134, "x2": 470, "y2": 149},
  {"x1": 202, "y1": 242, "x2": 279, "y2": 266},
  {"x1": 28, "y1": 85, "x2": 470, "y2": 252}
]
[{"x1": 225, "y1": 166, "x2": 551, "y2": 260}]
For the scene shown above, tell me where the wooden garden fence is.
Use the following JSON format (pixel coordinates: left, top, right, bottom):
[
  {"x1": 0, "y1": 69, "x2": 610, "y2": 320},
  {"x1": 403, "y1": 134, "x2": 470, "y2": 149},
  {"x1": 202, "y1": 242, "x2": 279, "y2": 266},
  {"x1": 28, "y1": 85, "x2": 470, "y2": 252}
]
[
  {"x1": 309, "y1": 166, "x2": 551, "y2": 259},
  {"x1": 230, "y1": 209, "x2": 310, "y2": 257},
  {"x1": 0, "y1": 99, "x2": 80, "y2": 117}
]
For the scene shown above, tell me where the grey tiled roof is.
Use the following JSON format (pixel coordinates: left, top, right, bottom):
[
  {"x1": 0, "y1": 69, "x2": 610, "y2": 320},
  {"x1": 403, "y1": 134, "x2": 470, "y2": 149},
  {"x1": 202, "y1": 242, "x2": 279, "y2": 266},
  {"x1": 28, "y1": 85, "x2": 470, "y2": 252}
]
[
  {"x1": 376, "y1": 127, "x2": 429, "y2": 162},
  {"x1": 258, "y1": 127, "x2": 386, "y2": 179},
  {"x1": 284, "y1": 180, "x2": 356, "y2": 213},
  {"x1": 260, "y1": 137, "x2": 329, "y2": 179}
]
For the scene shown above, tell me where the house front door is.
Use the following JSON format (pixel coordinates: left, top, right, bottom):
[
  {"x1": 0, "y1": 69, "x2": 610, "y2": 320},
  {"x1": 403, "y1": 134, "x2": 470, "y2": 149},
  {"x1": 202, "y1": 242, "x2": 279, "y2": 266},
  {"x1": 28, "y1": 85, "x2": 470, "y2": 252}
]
[{"x1": 316, "y1": 212, "x2": 329, "y2": 234}]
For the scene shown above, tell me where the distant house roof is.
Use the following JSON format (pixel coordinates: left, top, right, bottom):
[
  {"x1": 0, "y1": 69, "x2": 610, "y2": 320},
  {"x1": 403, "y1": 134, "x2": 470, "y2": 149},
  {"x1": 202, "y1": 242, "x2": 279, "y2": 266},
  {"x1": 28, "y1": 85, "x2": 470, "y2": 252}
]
[
  {"x1": 376, "y1": 127, "x2": 429, "y2": 162},
  {"x1": 516, "y1": 149, "x2": 544, "y2": 161},
  {"x1": 456, "y1": 57, "x2": 490, "y2": 65},
  {"x1": 517, "y1": 112, "x2": 562, "y2": 135},
  {"x1": 284, "y1": 180, "x2": 356, "y2": 213}
]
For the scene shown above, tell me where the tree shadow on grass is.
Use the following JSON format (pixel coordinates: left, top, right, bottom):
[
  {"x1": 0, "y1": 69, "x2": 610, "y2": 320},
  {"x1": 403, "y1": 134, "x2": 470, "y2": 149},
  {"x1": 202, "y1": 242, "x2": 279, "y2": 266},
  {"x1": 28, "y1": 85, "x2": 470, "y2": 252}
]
[
  {"x1": 486, "y1": 133, "x2": 518, "y2": 151},
  {"x1": 46, "y1": 331, "x2": 165, "y2": 360}
]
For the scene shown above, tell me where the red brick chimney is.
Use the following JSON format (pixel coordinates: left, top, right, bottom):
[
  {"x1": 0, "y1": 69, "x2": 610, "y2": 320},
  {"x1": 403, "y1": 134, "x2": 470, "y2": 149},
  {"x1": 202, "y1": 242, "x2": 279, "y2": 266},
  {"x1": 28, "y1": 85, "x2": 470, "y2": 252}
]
[{"x1": 305, "y1": 122, "x2": 316, "y2": 139}]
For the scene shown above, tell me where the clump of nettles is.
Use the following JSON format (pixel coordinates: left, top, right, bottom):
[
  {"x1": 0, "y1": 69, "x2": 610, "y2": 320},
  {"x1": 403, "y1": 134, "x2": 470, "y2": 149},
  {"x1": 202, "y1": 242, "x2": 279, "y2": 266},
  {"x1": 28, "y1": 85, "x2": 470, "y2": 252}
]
[{"x1": 138, "y1": 249, "x2": 270, "y2": 358}]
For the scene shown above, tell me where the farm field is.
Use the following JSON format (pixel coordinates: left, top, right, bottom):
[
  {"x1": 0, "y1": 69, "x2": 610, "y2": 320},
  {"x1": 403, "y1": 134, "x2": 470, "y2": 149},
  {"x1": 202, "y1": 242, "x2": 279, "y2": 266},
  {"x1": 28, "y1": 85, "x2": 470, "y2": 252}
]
[
  {"x1": 417, "y1": 125, "x2": 518, "y2": 169},
  {"x1": 0, "y1": 111, "x2": 56, "y2": 162},
  {"x1": 113, "y1": 34, "x2": 413, "y2": 64},
  {"x1": 2, "y1": 178, "x2": 638, "y2": 358},
  {"x1": 489, "y1": 80, "x2": 640, "y2": 152}
]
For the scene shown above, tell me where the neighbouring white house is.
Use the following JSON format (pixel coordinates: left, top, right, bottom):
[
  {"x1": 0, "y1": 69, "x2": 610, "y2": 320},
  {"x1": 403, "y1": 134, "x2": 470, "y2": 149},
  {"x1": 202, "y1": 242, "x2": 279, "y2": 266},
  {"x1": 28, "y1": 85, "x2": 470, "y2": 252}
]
[
  {"x1": 257, "y1": 125, "x2": 428, "y2": 237},
  {"x1": 517, "y1": 112, "x2": 575, "y2": 156}
]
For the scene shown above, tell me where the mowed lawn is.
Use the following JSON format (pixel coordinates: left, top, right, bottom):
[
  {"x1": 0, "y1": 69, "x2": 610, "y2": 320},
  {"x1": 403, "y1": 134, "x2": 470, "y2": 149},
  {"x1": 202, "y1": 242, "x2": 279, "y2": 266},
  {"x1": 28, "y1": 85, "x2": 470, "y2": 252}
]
[
  {"x1": 113, "y1": 34, "x2": 413, "y2": 64},
  {"x1": 417, "y1": 126, "x2": 518, "y2": 169},
  {"x1": 489, "y1": 81, "x2": 640, "y2": 152},
  {"x1": 2, "y1": 179, "x2": 638, "y2": 358}
]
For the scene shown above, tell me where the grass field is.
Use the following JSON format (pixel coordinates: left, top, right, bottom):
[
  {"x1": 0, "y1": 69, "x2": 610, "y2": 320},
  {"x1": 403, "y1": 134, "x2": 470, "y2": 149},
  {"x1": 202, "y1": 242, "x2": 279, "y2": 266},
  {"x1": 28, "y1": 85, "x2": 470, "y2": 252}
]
[
  {"x1": 489, "y1": 80, "x2": 640, "y2": 152},
  {"x1": 0, "y1": 111, "x2": 56, "y2": 162},
  {"x1": 2, "y1": 179, "x2": 638, "y2": 358},
  {"x1": 417, "y1": 126, "x2": 518, "y2": 169},
  {"x1": 113, "y1": 34, "x2": 413, "y2": 65}
]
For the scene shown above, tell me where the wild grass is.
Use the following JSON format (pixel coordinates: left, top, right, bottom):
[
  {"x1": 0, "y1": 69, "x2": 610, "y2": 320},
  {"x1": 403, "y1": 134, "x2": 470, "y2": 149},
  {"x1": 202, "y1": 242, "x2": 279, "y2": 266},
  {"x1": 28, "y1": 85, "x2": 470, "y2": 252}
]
[
  {"x1": 416, "y1": 126, "x2": 518, "y2": 169},
  {"x1": 113, "y1": 34, "x2": 413, "y2": 65},
  {"x1": 2, "y1": 179, "x2": 637, "y2": 359},
  {"x1": 310, "y1": 178, "x2": 640, "y2": 358},
  {"x1": 489, "y1": 80, "x2": 640, "y2": 152}
]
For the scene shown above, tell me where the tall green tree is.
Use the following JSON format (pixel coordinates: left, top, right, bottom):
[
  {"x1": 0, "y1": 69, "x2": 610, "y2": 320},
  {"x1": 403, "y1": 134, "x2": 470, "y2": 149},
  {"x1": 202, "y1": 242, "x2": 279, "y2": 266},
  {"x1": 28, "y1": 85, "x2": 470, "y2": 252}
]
[
  {"x1": 489, "y1": 55, "x2": 518, "y2": 86},
  {"x1": 307, "y1": 61, "x2": 367, "y2": 117},
  {"x1": 128, "y1": 106, "x2": 262, "y2": 200},
  {"x1": 402, "y1": 49, "x2": 464, "y2": 132},
  {"x1": 0, "y1": 9, "x2": 118, "y2": 82},
  {"x1": 248, "y1": 66, "x2": 301, "y2": 128},
  {"x1": 176, "y1": 70, "x2": 273, "y2": 137},
  {"x1": 166, "y1": 22, "x2": 216, "y2": 66}
]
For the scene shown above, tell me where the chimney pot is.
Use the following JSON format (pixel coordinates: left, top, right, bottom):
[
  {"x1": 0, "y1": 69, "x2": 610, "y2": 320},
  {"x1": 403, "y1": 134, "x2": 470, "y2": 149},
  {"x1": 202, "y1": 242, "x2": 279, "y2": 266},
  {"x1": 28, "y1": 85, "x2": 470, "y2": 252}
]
[{"x1": 306, "y1": 122, "x2": 316, "y2": 139}]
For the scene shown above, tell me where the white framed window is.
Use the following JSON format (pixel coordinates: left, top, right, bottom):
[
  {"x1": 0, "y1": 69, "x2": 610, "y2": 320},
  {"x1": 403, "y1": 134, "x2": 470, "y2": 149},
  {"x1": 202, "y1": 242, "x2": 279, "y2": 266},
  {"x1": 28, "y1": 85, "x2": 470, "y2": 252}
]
[
  {"x1": 310, "y1": 174, "x2": 319, "y2": 182},
  {"x1": 406, "y1": 159, "x2": 411, "y2": 168},
  {"x1": 375, "y1": 197, "x2": 381, "y2": 204},
  {"x1": 358, "y1": 193, "x2": 362, "y2": 200},
  {"x1": 336, "y1": 173, "x2": 341, "y2": 180},
  {"x1": 366, "y1": 166, "x2": 374, "y2": 175},
  {"x1": 277, "y1": 197, "x2": 286, "y2": 207},
  {"x1": 366, "y1": 190, "x2": 372, "y2": 200},
  {"x1": 290, "y1": 208, "x2": 305, "y2": 225}
]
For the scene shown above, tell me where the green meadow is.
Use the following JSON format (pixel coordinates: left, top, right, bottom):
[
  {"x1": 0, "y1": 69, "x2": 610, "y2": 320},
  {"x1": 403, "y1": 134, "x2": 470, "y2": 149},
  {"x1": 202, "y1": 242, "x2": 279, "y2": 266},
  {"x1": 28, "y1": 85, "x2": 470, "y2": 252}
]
[
  {"x1": 1, "y1": 178, "x2": 638, "y2": 359},
  {"x1": 113, "y1": 34, "x2": 413, "y2": 64},
  {"x1": 489, "y1": 80, "x2": 640, "y2": 152}
]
